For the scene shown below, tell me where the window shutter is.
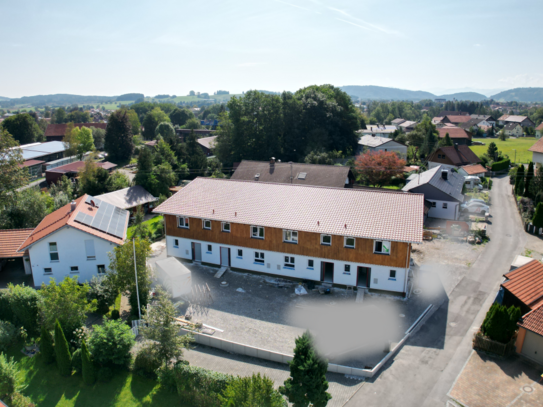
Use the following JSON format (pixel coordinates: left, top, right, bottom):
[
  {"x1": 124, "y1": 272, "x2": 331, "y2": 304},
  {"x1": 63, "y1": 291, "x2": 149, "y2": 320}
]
[{"x1": 85, "y1": 240, "x2": 96, "y2": 259}]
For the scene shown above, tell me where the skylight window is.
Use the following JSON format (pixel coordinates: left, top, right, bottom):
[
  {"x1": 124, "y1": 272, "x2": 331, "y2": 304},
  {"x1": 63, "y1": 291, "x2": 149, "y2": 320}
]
[{"x1": 298, "y1": 172, "x2": 307, "y2": 180}]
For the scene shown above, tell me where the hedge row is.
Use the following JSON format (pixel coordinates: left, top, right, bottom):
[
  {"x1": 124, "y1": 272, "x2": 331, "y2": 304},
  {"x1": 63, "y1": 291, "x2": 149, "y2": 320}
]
[
  {"x1": 491, "y1": 159, "x2": 510, "y2": 172},
  {"x1": 174, "y1": 363, "x2": 234, "y2": 407}
]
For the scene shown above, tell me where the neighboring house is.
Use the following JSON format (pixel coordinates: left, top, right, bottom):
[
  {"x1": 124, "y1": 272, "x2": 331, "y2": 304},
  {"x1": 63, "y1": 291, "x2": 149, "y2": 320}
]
[
  {"x1": 399, "y1": 120, "x2": 417, "y2": 133},
  {"x1": 428, "y1": 145, "x2": 480, "y2": 170},
  {"x1": 470, "y1": 114, "x2": 496, "y2": 126},
  {"x1": 0, "y1": 229, "x2": 34, "y2": 274},
  {"x1": 501, "y1": 259, "x2": 543, "y2": 315},
  {"x1": 459, "y1": 118, "x2": 494, "y2": 133},
  {"x1": 45, "y1": 123, "x2": 107, "y2": 142},
  {"x1": 436, "y1": 126, "x2": 472, "y2": 145},
  {"x1": 175, "y1": 129, "x2": 216, "y2": 142},
  {"x1": 443, "y1": 115, "x2": 473, "y2": 125},
  {"x1": 402, "y1": 166, "x2": 464, "y2": 220},
  {"x1": 17, "y1": 195, "x2": 129, "y2": 287},
  {"x1": 231, "y1": 159, "x2": 355, "y2": 188},
  {"x1": 459, "y1": 164, "x2": 487, "y2": 178},
  {"x1": 197, "y1": 136, "x2": 217, "y2": 156},
  {"x1": 536, "y1": 123, "x2": 543, "y2": 138},
  {"x1": 516, "y1": 304, "x2": 543, "y2": 366},
  {"x1": 154, "y1": 177, "x2": 424, "y2": 294},
  {"x1": 498, "y1": 115, "x2": 535, "y2": 128},
  {"x1": 439, "y1": 111, "x2": 469, "y2": 117},
  {"x1": 16, "y1": 141, "x2": 69, "y2": 168},
  {"x1": 528, "y1": 138, "x2": 543, "y2": 165},
  {"x1": 358, "y1": 135, "x2": 407, "y2": 157},
  {"x1": 391, "y1": 118, "x2": 406, "y2": 127},
  {"x1": 45, "y1": 160, "x2": 117, "y2": 185},
  {"x1": 95, "y1": 185, "x2": 158, "y2": 214},
  {"x1": 503, "y1": 122, "x2": 524, "y2": 137},
  {"x1": 19, "y1": 159, "x2": 45, "y2": 180},
  {"x1": 432, "y1": 117, "x2": 449, "y2": 127},
  {"x1": 359, "y1": 125, "x2": 397, "y2": 138}
]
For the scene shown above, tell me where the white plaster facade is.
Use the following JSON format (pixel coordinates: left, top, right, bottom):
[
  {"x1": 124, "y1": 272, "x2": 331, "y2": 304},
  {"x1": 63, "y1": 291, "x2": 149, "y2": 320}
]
[
  {"x1": 427, "y1": 199, "x2": 459, "y2": 220},
  {"x1": 27, "y1": 226, "x2": 118, "y2": 287},
  {"x1": 165, "y1": 236, "x2": 409, "y2": 293},
  {"x1": 532, "y1": 152, "x2": 543, "y2": 166}
]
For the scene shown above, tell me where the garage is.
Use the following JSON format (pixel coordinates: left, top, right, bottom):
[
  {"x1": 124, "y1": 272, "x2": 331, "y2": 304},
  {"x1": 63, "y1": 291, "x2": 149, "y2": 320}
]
[
  {"x1": 521, "y1": 330, "x2": 543, "y2": 365},
  {"x1": 517, "y1": 304, "x2": 543, "y2": 367},
  {"x1": 0, "y1": 229, "x2": 35, "y2": 288}
]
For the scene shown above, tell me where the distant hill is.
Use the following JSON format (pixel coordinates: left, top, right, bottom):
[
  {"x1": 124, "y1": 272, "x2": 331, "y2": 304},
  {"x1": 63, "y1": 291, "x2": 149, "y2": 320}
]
[
  {"x1": 341, "y1": 85, "x2": 435, "y2": 101},
  {"x1": 438, "y1": 92, "x2": 488, "y2": 101},
  {"x1": 0, "y1": 94, "x2": 117, "y2": 107},
  {"x1": 0, "y1": 96, "x2": 10, "y2": 101},
  {"x1": 490, "y1": 87, "x2": 543, "y2": 102}
]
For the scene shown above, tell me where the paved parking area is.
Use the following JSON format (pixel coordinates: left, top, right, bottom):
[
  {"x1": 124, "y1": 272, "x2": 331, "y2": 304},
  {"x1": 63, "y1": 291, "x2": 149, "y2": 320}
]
[
  {"x1": 0, "y1": 258, "x2": 33, "y2": 288},
  {"x1": 449, "y1": 351, "x2": 543, "y2": 407}
]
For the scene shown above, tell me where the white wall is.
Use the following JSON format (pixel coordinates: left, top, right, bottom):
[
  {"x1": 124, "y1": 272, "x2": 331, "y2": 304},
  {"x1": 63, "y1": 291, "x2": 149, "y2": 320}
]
[
  {"x1": 28, "y1": 226, "x2": 118, "y2": 286},
  {"x1": 166, "y1": 236, "x2": 408, "y2": 293},
  {"x1": 533, "y1": 152, "x2": 543, "y2": 166},
  {"x1": 427, "y1": 199, "x2": 459, "y2": 220}
]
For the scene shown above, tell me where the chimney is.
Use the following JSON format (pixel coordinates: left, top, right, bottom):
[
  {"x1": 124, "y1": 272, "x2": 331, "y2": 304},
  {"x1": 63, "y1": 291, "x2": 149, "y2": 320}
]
[
  {"x1": 70, "y1": 200, "x2": 77, "y2": 212},
  {"x1": 454, "y1": 143, "x2": 458, "y2": 150},
  {"x1": 442, "y1": 169, "x2": 448, "y2": 180},
  {"x1": 270, "y1": 157, "x2": 275, "y2": 165}
]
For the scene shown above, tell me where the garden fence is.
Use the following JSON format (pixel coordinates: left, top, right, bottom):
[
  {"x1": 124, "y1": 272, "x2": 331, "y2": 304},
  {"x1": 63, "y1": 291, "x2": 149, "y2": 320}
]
[{"x1": 472, "y1": 332, "x2": 515, "y2": 356}]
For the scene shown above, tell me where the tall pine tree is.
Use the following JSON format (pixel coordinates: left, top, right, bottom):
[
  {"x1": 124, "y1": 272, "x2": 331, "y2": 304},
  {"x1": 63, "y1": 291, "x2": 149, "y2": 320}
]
[
  {"x1": 81, "y1": 339, "x2": 96, "y2": 385},
  {"x1": 525, "y1": 162, "x2": 534, "y2": 197},
  {"x1": 280, "y1": 331, "x2": 331, "y2": 407},
  {"x1": 104, "y1": 110, "x2": 134, "y2": 162},
  {"x1": 40, "y1": 325, "x2": 55, "y2": 364},
  {"x1": 54, "y1": 319, "x2": 72, "y2": 376},
  {"x1": 185, "y1": 130, "x2": 207, "y2": 178},
  {"x1": 515, "y1": 165, "x2": 525, "y2": 196}
]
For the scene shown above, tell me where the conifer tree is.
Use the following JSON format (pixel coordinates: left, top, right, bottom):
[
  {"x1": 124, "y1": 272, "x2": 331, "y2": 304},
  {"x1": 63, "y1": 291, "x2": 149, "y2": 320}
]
[
  {"x1": 525, "y1": 162, "x2": 534, "y2": 197},
  {"x1": 40, "y1": 325, "x2": 55, "y2": 364},
  {"x1": 515, "y1": 165, "x2": 525, "y2": 195},
  {"x1": 54, "y1": 319, "x2": 72, "y2": 376},
  {"x1": 533, "y1": 202, "x2": 543, "y2": 229},
  {"x1": 81, "y1": 339, "x2": 96, "y2": 385},
  {"x1": 280, "y1": 331, "x2": 331, "y2": 407}
]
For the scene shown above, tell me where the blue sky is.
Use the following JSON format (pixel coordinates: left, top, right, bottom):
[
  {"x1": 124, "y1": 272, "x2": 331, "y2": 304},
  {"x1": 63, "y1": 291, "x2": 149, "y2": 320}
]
[{"x1": 1, "y1": 0, "x2": 542, "y2": 98}]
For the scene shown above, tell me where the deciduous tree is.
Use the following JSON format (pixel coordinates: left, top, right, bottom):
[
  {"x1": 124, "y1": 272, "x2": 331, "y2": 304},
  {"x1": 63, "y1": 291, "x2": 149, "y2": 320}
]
[
  {"x1": 155, "y1": 122, "x2": 176, "y2": 144},
  {"x1": 0, "y1": 187, "x2": 50, "y2": 229},
  {"x1": 355, "y1": 151, "x2": 406, "y2": 187},
  {"x1": 72, "y1": 126, "x2": 95, "y2": 159},
  {"x1": 88, "y1": 318, "x2": 135, "y2": 367},
  {"x1": 142, "y1": 108, "x2": 170, "y2": 140},
  {"x1": 169, "y1": 108, "x2": 194, "y2": 127},
  {"x1": 0, "y1": 129, "x2": 29, "y2": 206},
  {"x1": 220, "y1": 373, "x2": 286, "y2": 407},
  {"x1": 90, "y1": 126, "x2": 105, "y2": 150},
  {"x1": 105, "y1": 110, "x2": 134, "y2": 161},
  {"x1": 1, "y1": 113, "x2": 43, "y2": 144}
]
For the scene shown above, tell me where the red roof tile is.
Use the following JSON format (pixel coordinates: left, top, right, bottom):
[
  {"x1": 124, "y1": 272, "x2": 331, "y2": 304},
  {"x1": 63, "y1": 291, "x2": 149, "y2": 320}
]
[
  {"x1": 536, "y1": 123, "x2": 543, "y2": 131},
  {"x1": 18, "y1": 194, "x2": 127, "y2": 252},
  {"x1": 518, "y1": 303, "x2": 543, "y2": 336},
  {"x1": 437, "y1": 127, "x2": 471, "y2": 140},
  {"x1": 45, "y1": 161, "x2": 116, "y2": 174},
  {"x1": 0, "y1": 229, "x2": 34, "y2": 258},
  {"x1": 45, "y1": 123, "x2": 107, "y2": 138},
  {"x1": 529, "y1": 138, "x2": 543, "y2": 154},
  {"x1": 444, "y1": 115, "x2": 473, "y2": 124},
  {"x1": 429, "y1": 145, "x2": 480, "y2": 166},
  {"x1": 502, "y1": 260, "x2": 543, "y2": 309},
  {"x1": 19, "y1": 160, "x2": 45, "y2": 168},
  {"x1": 460, "y1": 164, "x2": 487, "y2": 175}
]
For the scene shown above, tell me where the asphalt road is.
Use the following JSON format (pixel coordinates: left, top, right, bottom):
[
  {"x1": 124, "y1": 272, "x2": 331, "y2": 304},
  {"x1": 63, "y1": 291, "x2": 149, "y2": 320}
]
[{"x1": 345, "y1": 175, "x2": 527, "y2": 407}]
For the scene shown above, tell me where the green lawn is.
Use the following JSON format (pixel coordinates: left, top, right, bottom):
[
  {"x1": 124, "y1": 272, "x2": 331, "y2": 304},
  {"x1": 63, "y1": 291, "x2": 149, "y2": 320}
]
[
  {"x1": 6, "y1": 342, "x2": 178, "y2": 407},
  {"x1": 470, "y1": 137, "x2": 537, "y2": 164},
  {"x1": 127, "y1": 215, "x2": 163, "y2": 239}
]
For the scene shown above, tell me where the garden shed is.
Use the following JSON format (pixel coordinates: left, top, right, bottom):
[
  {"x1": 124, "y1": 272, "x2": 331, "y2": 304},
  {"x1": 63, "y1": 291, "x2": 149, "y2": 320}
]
[{"x1": 154, "y1": 257, "x2": 192, "y2": 298}]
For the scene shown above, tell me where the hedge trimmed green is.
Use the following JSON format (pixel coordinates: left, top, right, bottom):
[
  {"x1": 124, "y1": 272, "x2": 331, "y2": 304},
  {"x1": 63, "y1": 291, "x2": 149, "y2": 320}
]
[
  {"x1": 491, "y1": 159, "x2": 511, "y2": 172},
  {"x1": 174, "y1": 363, "x2": 234, "y2": 407}
]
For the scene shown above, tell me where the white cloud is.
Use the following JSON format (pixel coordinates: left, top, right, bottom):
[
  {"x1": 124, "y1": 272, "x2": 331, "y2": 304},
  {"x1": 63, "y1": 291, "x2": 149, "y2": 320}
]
[
  {"x1": 498, "y1": 73, "x2": 543, "y2": 87},
  {"x1": 328, "y1": 7, "x2": 401, "y2": 36}
]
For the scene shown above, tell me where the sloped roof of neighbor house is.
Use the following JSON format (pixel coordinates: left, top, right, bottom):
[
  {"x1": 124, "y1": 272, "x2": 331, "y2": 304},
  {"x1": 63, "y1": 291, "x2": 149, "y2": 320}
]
[
  {"x1": 461, "y1": 164, "x2": 487, "y2": 175},
  {"x1": 498, "y1": 115, "x2": 529, "y2": 123},
  {"x1": 528, "y1": 138, "x2": 543, "y2": 154},
  {"x1": 536, "y1": 122, "x2": 543, "y2": 131},
  {"x1": 437, "y1": 127, "x2": 471, "y2": 140},
  {"x1": 18, "y1": 194, "x2": 129, "y2": 252},
  {"x1": 502, "y1": 260, "x2": 543, "y2": 310},
  {"x1": 45, "y1": 161, "x2": 116, "y2": 174},
  {"x1": 95, "y1": 186, "x2": 157, "y2": 210},
  {"x1": 402, "y1": 165, "x2": 464, "y2": 202},
  {"x1": 358, "y1": 135, "x2": 405, "y2": 148},
  {"x1": 429, "y1": 145, "x2": 480, "y2": 166},
  {"x1": 231, "y1": 160, "x2": 352, "y2": 188},
  {"x1": 0, "y1": 229, "x2": 34, "y2": 258},
  {"x1": 197, "y1": 136, "x2": 217, "y2": 150},
  {"x1": 504, "y1": 122, "x2": 522, "y2": 131},
  {"x1": 444, "y1": 115, "x2": 473, "y2": 124},
  {"x1": 45, "y1": 123, "x2": 107, "y2": 138},
  {"x1": 518, "y1": 304, "x2": 543, "y2": 336},
  {"x1": 154, "y1": 178, "x2": 424, "y2": 243}
]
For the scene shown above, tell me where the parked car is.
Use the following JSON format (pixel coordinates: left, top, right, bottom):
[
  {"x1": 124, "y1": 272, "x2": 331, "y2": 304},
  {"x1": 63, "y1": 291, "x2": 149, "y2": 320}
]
[
  {"x1": 461, "y1": 201, "x2": 490, "y2": 214},
  {"x1": 467, "y1": 198, "x2": 487, "y2": 205}
]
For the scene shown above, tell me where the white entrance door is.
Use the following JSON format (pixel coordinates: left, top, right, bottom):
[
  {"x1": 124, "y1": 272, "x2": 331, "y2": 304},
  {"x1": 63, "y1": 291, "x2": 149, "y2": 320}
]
[
  {"x1": 220, "y1": 247, "x2": 230, "y2": 267},
  {"x1": 522, "y1": 331, "x2": 543, "y2": 365}
]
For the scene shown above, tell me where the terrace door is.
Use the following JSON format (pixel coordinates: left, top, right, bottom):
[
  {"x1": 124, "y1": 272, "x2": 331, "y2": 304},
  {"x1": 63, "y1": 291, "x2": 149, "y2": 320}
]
[
  {"x1": 220, "y1": 247, "x2": 230, "y2": 267},
  {"x1": 192, "y1": 242, "x2": 202, "y2": 262},
  {"x1": 357, "y1": 267, "x2": 371, "y2": 288},
  {"x1": 321, "y1": 262, "x2": 334, "y2": 283}
]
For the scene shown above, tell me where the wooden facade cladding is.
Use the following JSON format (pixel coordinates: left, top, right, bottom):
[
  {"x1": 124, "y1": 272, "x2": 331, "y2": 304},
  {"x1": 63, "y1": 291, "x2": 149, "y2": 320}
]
[{"x1": 164, "y1": 215, "x2": 410, "y2": 268}]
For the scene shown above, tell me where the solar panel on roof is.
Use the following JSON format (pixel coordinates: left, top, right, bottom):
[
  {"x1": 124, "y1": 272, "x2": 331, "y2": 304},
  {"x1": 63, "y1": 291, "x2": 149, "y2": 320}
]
[{"x1": 74, "y1": 197, "x2": 128, "y2": 239}]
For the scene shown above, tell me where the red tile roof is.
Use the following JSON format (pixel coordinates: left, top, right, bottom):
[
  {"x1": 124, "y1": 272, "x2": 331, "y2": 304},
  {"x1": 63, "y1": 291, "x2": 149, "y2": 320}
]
[
  {"x1": 154, "y1": 178, "x2": 424, "y2": 243},
  {"x1": 0, "y1": 229, "x2": 34, "y2": 258},
  {"x1": 19, "y1": 159, "x2": 45, "y2": 168},
  {"x1": 444, "y1": 115, "x2": 473, "y2": 124},
  {"x1": 502, "y1": 260, "x2": 543, "y2": 309},
  {"x1": 45, "y1": 161, "x2": 116, "y2": 174},
  {"x1": 518, "y1": 303, "x2": 543, "y2": 336},
  {"x1": 460, "y1": 164, "x2": 487, "y2": 175},
  {"x1": 528, "y1": 138, "x2": 543, "y2": 154},
  {"x1": 437, "y1": 127, "x2": 471, "y2": 140},
  {"x1": 429, "y1": 145, "x2": 480, "y2": 166},
  {"x1": 45, "y1": 123, "x2": 107, "y2": 139},
  {"x1": 536, "y1": 123, "x2": 543, "y2": 131},
  {"x1": 18, "y1": 194, "x2": 127, "y2": 252}
]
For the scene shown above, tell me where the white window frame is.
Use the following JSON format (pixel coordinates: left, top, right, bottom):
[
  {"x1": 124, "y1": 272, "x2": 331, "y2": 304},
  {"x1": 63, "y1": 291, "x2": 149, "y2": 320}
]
[
  {"x1": 254, "y1": 251, "x2": 265, "y2": 264},
  {"x1": 237, "y1": 249, "x2": 243, "y2": 258},
  {"x1": 177, "y1": 217, "x2": 190, "y2": 229},
  {"x1": 374, "y1": 240, "x2": 391, "y2": 255},
  {"x1": 344, "y1": 236, "x2": 355, "y2": 249},
  {"x1": 389, "y1": 270, "x2": 397, "y2": 279},
  {"x1": 222, "y1": 222, "x2": 231, "y2": 233},
  {"x1": 49, "y1": 242, "x2": 59, "y2": 262},
  {"x1": 443, "y1": 203, "x2": 448, "y2": 209},
  {"x1": 307, "y1": 259, "x2": 314, "y2": 269},
  {"x1": 202, "y1": 219, "x2": 212, "y2": 230},
  {"x1": 284, "y1": 256, "x2": 295, "y2": 268},
  {"x1": 44, "y1": 267, "x2": 52, "y2": 274},
  {"x1": 97, "y1": 265, "x2": 106, "y2": 274},
  {"x1": 321, "y1": 234, "x2": 332, "y2": 246},
  {"x1": 283, "y1": 230, "x2": 298, "y2": 244},
  {"x1": 207, "y1": 244, "x2": 212, "y2": 253},
  {"x1": 344, "y1": 264, "x2": 351, "y2": 273},
  {"x1": 70, "y1": 266, "x2": 79, "y2": 274},
  {"x1": 174, "y1": 239, "x2": 179, "y2": 247},
  {"x1": 251, "y1": 226, "x2": 265, "y2": 240}
]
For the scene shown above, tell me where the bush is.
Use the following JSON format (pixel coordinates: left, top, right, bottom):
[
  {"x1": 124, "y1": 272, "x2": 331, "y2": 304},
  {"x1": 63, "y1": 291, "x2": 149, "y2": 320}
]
[
  {"x1": 39, "y1": 325, "x2": 55, "y2": 364},
  {"x1": 82, "y1": 339, "x2": 96, "y2": 385},
  {"x1": 482, "y1": 303, "x2": 521, "y2": 343},
  {"x1": 110, "y1": 309, "x2": 120, "y2": 320},
  {"x1": 0, "y1": 354, "x2": 26, "y2": 401},
  {"x1": 134, "y1": 344, "x2": 161, "y2": 378},
  {"x1": 533, "y1": 202, "x2": 543, "y2": 228},
  {"x1": 488, "y1": 179, "x2": 493, "y2": 190},
  {"x1": 87, "y1": 276, "x2": 117, "y2": 315},
  {"x1": 71, "y1": 348, "x2": 82, "y2": 373},
  {"x1": 88, "y1": 318, "x2": 135, "y2": 367},
  {"x1": 0, "y1": 291, "x2": 14, "y2": 323},
  {"x1": 8, "y1": 284, "x2": 41, "y2": 338},
  {"x1": 174, "y1": 363, "x2": 234, "y2": 407},
  {"x1": 97, "y1": 366, "x2": 113, "y2": 383},
  {"x1": 491, "y1": 159, "x2": 511, "y2": 172},
  {"x1": 10, "y1": 392, "x2": 35, "y2": 407},
  {"x1": 157, "y1": 363, "x2": 178, "y2": 393},
  {"x1": 0, "y1": 320, "x2": 18, "y2": 352},
  {"x1": 220, "y1": 373, "x2": 287, "y2": 407}
]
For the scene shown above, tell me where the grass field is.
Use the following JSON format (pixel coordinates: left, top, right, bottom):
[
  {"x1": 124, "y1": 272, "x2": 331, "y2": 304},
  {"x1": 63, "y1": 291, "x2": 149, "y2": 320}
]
[
  {"x1": 470, "y1": 137, "x2": 538, "y2": 163},
  {"x1": 6, "y1": 342, "x2": 178, "y2": 407},
  {"x1": 127, "y1": 215, "x2": 163, "y2": 239}
]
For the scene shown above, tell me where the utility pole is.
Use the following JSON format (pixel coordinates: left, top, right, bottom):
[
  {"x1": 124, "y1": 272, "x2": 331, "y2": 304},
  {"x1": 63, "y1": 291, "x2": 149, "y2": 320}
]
[{"x1": 133, "y1": 238, "x2": 142, "y2": 320}]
